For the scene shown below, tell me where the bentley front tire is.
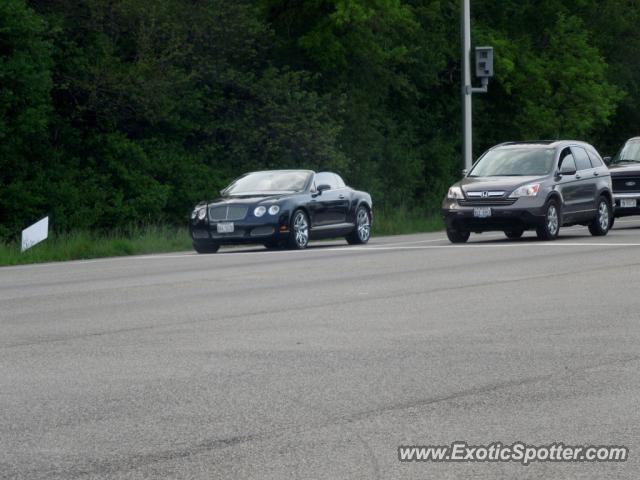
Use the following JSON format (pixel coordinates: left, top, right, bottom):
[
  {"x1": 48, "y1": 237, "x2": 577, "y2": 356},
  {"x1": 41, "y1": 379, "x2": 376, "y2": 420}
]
[
  {"x1": 288, "y1": 209, "x2": 310, "y2": 249},
  {"x1": 346, "y1": 206, "x2": 371, "y2": 245},
  {"x1": 446, "y1": 228, "x2": 470, "y2": 244}
]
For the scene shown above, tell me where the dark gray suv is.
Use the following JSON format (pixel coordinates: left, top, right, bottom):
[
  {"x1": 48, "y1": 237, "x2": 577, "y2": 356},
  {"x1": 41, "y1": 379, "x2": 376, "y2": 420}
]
[{"x1": 442, "y1": 141, "x2": 613, "y2": 243}]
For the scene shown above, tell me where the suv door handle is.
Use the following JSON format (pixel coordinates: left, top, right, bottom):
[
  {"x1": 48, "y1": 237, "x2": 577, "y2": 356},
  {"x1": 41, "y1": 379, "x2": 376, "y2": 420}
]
[
  {"x1": 575, "y1": 174, "x2": 582, "y2": 179},
  {"x1": 338, "y1": 194, "x2": 345, "y2": 199},
  {"x1": 593, "y1": 171, "x2": 599, "y2": 176}
]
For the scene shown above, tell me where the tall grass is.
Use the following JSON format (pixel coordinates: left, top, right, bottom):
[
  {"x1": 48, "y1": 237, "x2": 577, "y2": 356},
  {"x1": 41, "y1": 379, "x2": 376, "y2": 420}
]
[
  {"x1": 373, "y1": 208, "x2": 443, "y2": 236},
  {"x1": 0, "y1": 211, "x2": 443, "y2": 266},
  {"x1": 0, "y1": 225, "x2": 192, "y2": 266}
]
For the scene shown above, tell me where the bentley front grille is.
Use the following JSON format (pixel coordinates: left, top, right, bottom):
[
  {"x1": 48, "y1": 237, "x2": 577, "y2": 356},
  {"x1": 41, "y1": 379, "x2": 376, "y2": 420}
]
[{"x1": 208, "y1": 205, "x2": 248, "y2": 221}]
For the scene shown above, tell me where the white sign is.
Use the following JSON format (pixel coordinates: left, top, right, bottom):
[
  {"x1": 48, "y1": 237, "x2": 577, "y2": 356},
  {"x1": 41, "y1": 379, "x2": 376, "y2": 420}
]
[{"x1": 21, "y1": 216, "x2": 49, "y2": 252}]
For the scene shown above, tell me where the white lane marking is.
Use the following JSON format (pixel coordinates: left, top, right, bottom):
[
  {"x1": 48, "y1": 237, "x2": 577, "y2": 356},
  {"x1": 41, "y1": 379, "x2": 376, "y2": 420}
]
[
  {"x1": 369, "y1": 237, "x2": 449, "y2": 247},
  {"x1": 141, "y1": 239, "x2": 640, "y2": 257},
  {"x1": 4, "y1": 224, "x2": 640, "y2": 271},
  {"x1": 370, "y1": 232, "x2": 507, "y2": 247},
  {"x1": 346, "y1": 242, "x2": 640, "y2": 251}
]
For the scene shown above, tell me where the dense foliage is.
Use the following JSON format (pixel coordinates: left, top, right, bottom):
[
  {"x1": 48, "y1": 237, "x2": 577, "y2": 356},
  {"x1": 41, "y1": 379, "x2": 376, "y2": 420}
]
[{"x1": 0, "y1": 0, "x2": 636, "y2": 238}]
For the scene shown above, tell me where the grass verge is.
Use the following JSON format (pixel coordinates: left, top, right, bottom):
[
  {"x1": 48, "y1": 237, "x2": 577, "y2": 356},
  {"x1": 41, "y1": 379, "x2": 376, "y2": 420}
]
[
  {"x1": 373, "y1": 208, "x2": 443, "y2": 236},
  {"x1": 0, "y1": 210, "x2": 442, "y2": 266},
  {"x1": 0, "y1": 225, "x2": 192, "y2": 266}
]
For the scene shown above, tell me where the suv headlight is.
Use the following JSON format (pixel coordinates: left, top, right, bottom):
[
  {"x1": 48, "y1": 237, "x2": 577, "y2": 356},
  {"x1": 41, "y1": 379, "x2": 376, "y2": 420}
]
[
  {"x1": 254, "y1": 206, "x2": 267, "y2": 217},
  {"x1": 447, "y1": 186, "x2": 464, "y2": 199},
  {"x1": 509, "y1": 183, "x2": 540, "y2": 198},
  {"x1": 268, "y1": 205, "x2": 280, "y2": 215}
]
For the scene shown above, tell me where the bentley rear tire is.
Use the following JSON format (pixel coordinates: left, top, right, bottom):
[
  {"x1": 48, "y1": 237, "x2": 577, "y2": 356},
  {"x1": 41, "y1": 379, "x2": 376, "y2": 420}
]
[
  {"x1": 193, "y1": 242, "x2": 220, "y2": 254},
  {"x1": 263, "y1": 240, "x2": 282, "y2": 250}
]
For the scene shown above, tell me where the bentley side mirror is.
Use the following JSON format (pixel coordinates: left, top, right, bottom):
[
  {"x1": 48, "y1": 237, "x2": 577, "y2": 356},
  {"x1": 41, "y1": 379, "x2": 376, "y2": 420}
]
[
  {"x1": 316, "y1": 184, "x2": 331, "y2": 195},
  {"x1": 461, "y1": 169, "x2": 468, "y2": 177}
]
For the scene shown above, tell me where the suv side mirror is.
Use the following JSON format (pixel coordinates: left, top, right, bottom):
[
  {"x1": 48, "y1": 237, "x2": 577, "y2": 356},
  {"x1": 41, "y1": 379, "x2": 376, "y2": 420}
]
[
  {"x1": 316, "y1": 184, "x2": 331, "y2": 194},
  {"x1": 559, "y1": 164, "x2": 577, "y2": 176},
  {"x1": 603, "y1": 156, "x2": 612, "y2": 165},
  {"x1": 461, "y1": 168, "x2": 468, "y2": 177}
]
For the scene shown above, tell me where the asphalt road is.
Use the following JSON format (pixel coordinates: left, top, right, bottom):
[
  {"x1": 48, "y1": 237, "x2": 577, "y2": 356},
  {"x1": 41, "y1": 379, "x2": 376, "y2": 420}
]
[{"x1": 3, "y1": 220, "x2": 640, "y2": 479}]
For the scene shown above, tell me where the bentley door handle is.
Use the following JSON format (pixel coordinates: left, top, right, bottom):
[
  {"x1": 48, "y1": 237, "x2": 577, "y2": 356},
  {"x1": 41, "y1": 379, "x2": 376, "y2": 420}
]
[{"x1": 338, "y1": 194, "x2": 345, "y2": 199}]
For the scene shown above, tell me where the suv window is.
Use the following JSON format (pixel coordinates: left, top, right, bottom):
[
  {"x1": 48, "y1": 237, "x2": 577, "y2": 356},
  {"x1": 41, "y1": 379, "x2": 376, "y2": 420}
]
[
  {"x1": 586, "y1": 148, "x2": 604, "y2": 167},
  {"x1": 571, "y1": 147, "x2": 592, "y2": 171},
  {"x1": 315, "y1": 172, "x2": 338, "y2": 190},
  {"x1": 559, "y1": 149, "x2": 577, "y2": 172}
]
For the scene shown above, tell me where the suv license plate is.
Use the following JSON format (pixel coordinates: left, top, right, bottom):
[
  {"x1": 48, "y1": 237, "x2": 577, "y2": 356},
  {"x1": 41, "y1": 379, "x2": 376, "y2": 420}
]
[
  {"x1": 620, "y1": 199, "x2": 637, "y2": 208},
  {"x1": 473, "y1": 207, "x2": 492, "y2": 218},
  {"x1": 217, "y1": 222, "x2": 234, "y2": 233}
]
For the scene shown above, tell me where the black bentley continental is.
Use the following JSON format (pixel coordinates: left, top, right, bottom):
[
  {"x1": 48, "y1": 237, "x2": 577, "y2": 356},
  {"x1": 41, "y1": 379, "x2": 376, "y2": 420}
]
[{"x1": 189, "y1": 170, "x2": 373, "y2": 253}]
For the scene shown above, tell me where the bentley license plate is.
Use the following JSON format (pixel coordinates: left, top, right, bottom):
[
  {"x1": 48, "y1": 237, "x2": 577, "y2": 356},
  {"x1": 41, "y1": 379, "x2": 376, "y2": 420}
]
[
  {"x1": 473, "y1": 207, "x2": 492, "y2": 218},
  {"x1": 620, "y1": 199, "x2": 637, "y2": 208},
  {"x1": 217, "y1": 222, "x2": 234, "y2": 233}
]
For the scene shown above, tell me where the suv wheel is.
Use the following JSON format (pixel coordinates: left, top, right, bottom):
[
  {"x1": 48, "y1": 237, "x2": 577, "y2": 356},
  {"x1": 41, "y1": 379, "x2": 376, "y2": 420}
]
[
  {"x1": 536, "y1": 200, "x2": 560, "y2": 240},
  {"x1": 504, "y1": 228, "x2": 524, "y2": 239},
  {"x1": 446, "y1": 228, "x2": 470, "y2": 244},
  {"x1": 588, "y1": 196, "x2": 611, "y2": 236}
]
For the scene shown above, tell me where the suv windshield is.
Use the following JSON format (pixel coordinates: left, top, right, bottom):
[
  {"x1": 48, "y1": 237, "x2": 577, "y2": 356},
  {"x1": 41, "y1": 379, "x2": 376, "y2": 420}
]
[
  {"x1": 613, "y1": 141, "x2": 640, "y2": 164},
  {"x1": 470, "y1": 148, "x2": 556, "y2": 177},
  {"x1": 224, "y1": 171, "x2": 311, "y2": 196}
]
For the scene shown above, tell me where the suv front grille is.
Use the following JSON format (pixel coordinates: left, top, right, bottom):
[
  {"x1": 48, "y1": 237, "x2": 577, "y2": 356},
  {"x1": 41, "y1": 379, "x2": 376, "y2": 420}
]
[
  {"x1": 612, "y1": 176, "x2": 640, "y2": 192},
  {"x1": 458, "y1": 198, "x2": 517, "y2": 207},
  {"x1": 208, "y1": 205, "x2": 248, "y2": 221}
]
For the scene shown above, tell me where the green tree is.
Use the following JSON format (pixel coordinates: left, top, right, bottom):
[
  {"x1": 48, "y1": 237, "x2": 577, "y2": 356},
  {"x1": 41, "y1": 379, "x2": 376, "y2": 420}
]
[
  {"x1": 472, "y1": 1, "x2": 622, "y2": 154},
  {"x1": 0, "y1": 0, "x2": 52, "y2": 238}
]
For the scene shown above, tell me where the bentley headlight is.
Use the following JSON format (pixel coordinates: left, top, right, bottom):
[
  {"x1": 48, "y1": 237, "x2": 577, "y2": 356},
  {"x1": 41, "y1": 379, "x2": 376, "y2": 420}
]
[
  {"x1": 268, "y1": 205, "x2": 280, "y2": 215},
  {"x1": 447, "y1": 186, "x2": 464, "y2": 199},
  {"x1": 509, "y1": 183, "x2": 540, "y2": 198},
  {"x1": 197, "y1": 207, "x2": 207, "y2": 220},
  {"x1": 254, "y1": 206, "x2": 267, "y2": 217}
]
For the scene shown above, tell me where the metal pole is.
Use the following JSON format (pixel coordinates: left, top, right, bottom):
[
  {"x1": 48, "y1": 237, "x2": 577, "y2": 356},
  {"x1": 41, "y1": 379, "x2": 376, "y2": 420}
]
[{"x1": 461, "y1": 0, "x2": 472, "y2": 171}]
